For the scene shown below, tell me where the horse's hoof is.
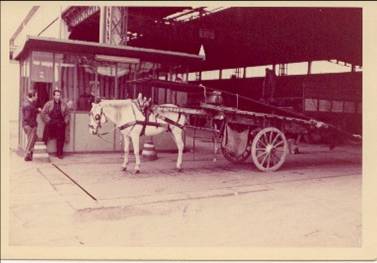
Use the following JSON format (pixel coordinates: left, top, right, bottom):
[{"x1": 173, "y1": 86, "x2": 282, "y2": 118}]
[
  {"x1": 177, "y1": 168, "x2": 183, "y2": 173},
  {"x1": 121, "y1": 167, "x2": 127, "y2": 172},
  {"x1": 134, "y1": 170, "x2": 140, "y2": 174}
]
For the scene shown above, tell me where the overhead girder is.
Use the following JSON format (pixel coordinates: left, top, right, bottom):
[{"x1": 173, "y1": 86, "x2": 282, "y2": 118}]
[{"x1": 62, "y1": 6, "x2": 361, "y2": 69}]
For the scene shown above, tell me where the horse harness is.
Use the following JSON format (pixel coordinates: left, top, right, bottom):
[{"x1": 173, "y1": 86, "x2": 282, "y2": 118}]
[
  {"x1": 118, "y1": 100, "x2": 184, "y2": 136},
  {"x1": 88, "y1": 107, "x2": 105, "y2": 131}
]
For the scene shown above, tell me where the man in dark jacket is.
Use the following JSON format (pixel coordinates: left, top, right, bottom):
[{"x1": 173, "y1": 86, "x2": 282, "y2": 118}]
[
  {"x1": 41, "y1": 89, "x2": 70, "y2": 159},
  {"x1": 22, "y1": 90, "x2": 39, "y2": 161}
]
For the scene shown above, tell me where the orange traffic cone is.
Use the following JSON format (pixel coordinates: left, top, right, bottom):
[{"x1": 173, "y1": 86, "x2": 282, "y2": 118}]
[{"x1": 142, "y1": 137, "x2": 158, "y2": 161}]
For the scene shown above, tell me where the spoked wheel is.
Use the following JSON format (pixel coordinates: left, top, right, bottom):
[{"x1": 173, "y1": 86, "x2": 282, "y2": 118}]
[{"x1": 251, "y1": 127, "x2": 288, "y2": 172}]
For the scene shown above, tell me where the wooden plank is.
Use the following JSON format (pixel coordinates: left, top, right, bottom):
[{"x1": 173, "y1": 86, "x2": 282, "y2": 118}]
[
  {"x1": 185, "y1": 125, "x2": 219, "y2": 133},
  {"x1": 156, "y1": 103, "x2": 356, "y2": 138},
  {"x1": 200, "y1": 103, "x2": 312, "y2": 125},
  {"x1": 155, "y1": 105, "x2": 207, "y2": 115}
]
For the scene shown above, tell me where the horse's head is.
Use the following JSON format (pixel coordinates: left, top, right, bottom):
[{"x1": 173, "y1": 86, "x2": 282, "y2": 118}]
[
  {"x1": 88, "y1": 100, "x2": 107, "y2": 135},
  {"x1": 136, "y1": 93, "x2": 152, "y2": 111}
]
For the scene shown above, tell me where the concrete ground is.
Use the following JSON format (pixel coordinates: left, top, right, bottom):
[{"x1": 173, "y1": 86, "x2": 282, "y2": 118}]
[{"x1": 6, "y1": 125, "x2": 361, "y2": 247}]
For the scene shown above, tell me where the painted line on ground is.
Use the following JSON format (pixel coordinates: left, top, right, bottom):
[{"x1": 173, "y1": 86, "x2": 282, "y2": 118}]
[{"x1": 51, "y1": 163, "x2": 97, "y2": 201}]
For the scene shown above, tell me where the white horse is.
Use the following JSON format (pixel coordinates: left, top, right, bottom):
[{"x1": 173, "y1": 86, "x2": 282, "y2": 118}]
[{"x1": 88, "y1": 96, "x2": 186, "y2": 174}]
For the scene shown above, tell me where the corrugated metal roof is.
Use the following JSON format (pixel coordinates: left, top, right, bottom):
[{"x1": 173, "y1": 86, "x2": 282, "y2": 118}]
[
  {"x1": 14, "y1": 36, "x2": 204, "y2": 67},
  {"x1": 128, "y1": 7, "x2": 362, "y2": 70}
]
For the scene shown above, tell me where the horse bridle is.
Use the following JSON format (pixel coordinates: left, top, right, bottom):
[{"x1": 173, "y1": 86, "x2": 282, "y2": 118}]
[{"x1": 88, "y1": 107, "x2": 107, "y2": 134}]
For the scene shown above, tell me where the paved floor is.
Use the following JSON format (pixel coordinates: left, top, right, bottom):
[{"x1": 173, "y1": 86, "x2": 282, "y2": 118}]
[{"x1": 6, "y1": 130, "x2": 361, "y2": 247}]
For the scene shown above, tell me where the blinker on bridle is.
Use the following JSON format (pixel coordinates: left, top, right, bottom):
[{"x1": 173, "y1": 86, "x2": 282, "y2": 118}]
[{"x1": 89, "y1": 107, "x2": 104, "y2": 130}]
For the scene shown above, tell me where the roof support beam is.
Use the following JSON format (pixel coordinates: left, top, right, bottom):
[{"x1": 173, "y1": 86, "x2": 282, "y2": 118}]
[
  {"x1": 99, "y1": 6, "x2": 105, "y2": 43},
  {"x1": 9, "y1": 6, "x2": 39, "y2": 59},
  {"x1": 307, "y1": 61, "x2": 312, "y2": 75},
  {"x1": 62, "y1": 6, "x2": 100, "y2": 30},
  {"x1": 99, "y1": 7, "x2": 129, "y2": 45}
]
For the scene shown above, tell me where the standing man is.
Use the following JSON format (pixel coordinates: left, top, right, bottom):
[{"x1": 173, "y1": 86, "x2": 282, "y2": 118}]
[
  {"x1": 41, "y1": 89, "x2": 70, "y2": 159},
  {"x1": 22, "y1": 90, "x2": 39, "y2": 161}
]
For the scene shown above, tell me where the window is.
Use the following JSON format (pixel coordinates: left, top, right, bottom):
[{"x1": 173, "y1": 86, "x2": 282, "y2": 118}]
[
  {"x1": 117, "y1": 63, "x2": 131, "y2": 99},
  {"x1": 54, "y1": 53, "x2": 76, "y2": 109},
  {"x1": 31, "y1": 51, "x2": 53, "y2": 82},
  {"x1": 21, "y1": 60, "x2": 25, "y2": 77},
  {"x1": 21, "y1": 59, "x2": 30, "y2": 78},
  {"x1": 319, "y1": 99, "x2": 331, "y2": 112},
  {"x1": 201, "y1": 70, "x2": 220, "y2": 80},
  {"x1": 331, "y1": 100, "x2": 343, "y2": 112},
  {"x1": 344, "y1": 101, "x2": 355, "y2": 113},
  {"x1": 77, "y1": 64, "x2": 96, "y2": 111},
  {"x1": 97, "y1": 64, "x2": 116, "y2": 99},
  {"x1": 304, "y1": 98, "x2": 318, "y2": 111}
]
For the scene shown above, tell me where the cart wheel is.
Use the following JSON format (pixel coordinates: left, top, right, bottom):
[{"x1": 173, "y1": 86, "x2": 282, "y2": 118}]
[{"x1": 251, "y1": 127, "x2": 288, "y2": 172}]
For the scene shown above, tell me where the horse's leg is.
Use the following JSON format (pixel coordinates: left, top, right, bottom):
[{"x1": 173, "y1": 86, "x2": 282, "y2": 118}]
[
  {"x1": 212, "y1": 127, "x2": 219, "y2": 162},
  {"x1": 122, "y1": 135, "x2": 130, "y2": 171},
  {"x1": 172, "y1": 127, "x2": 184, "y2": 172},
  {"x1": 131, "y1": 133, "x2": 141, "y2": 174},
  {"x1": 212, "y1": 122, "x2": 221, "y2": 162},
  {"x1": 212, "y1": 134, "x2": 217, "y2": 162}
]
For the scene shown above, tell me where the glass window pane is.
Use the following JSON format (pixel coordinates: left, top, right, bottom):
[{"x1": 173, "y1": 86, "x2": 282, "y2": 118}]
[
  {"x1": 332, "y1": 100, "x2": 343, "y2": 112},
  {"x1": 31, "y1": 51, "x2": 53, "y2": 82},
  {"x1": 344, "y1": 101, "x2": 355, "y2": 113},
  {"x1": 25, "y1": 58, "x2": 29, "y2": 77},
  {"x1": 77, "y1": 65, "x2": 96, "y2": 111},
  {"x1": 32, "y1": 51, "x2": 53, "y2": 61},
  {"x1": 319, "y1": 99, "x2": 331, "y2": 112},
  {"x1": 304, "y1": 98, "x2": 318, "y2": 111},
  {"x1": 117, "y1": 65, "x2": 131, "y2": 99},
  {"x1": 97, "y1": 64, "x2": 116, "y2": 99},
  {"x1": 21, "y1": 60, "x2": 25, "y2": 77},
  {"x1": 188, "y1": 72, "x2": 197, "y2": 81},
  {"x1": 54, "y1": 53, "x2": 76, "y2": 108}
]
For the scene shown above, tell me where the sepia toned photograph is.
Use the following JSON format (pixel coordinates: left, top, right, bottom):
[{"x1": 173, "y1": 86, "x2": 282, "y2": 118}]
[{"x1": 1, "y1": 1, "x2": 376, "y2": 260}]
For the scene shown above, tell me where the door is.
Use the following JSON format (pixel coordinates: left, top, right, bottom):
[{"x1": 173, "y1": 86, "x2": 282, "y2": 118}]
[{"x1": 33, "y1": 82, "x2": 52, "y2": 139}]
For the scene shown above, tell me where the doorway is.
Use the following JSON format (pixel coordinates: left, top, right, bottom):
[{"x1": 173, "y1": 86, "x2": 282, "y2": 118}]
[
  {"x1": 33, "y1": 82, "x2": 52, "y2": 109},
  {"x1": 32, "y1": 82, "x2": 52, "y2": 139}
]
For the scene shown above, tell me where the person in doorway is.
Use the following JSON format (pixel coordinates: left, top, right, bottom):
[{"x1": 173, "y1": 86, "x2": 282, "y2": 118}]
[
  {"x1": 41, "y1": 89, "x2": 70, "y2": 159},
  {"x1": 22, "y1": 90, "x2": 40, "y2": 161}
]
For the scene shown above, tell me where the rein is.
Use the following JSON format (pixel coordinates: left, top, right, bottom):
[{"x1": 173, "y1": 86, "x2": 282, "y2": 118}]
[
  {"x1": 97, "y1": 125, "x2": 117, "y2": 136},
  {"x1": 88, "y1": 106, "x2": 114, "y2": 142},
  {"x1": 96, "y1": 133, "x2": 114, "y2": 144}
]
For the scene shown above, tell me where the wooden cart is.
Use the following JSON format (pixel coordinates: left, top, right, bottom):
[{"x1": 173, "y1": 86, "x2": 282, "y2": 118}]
[{"x1": 154, "y1": 100, "x2": 361, "y2": 172}]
